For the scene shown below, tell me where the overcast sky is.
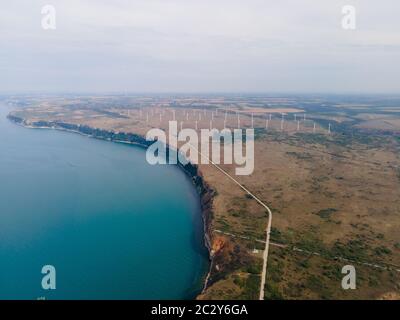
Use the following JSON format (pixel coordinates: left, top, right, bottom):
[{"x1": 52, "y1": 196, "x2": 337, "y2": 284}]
[{"x1": 1, "y1": 0, "x2": 399, "y2": 94}]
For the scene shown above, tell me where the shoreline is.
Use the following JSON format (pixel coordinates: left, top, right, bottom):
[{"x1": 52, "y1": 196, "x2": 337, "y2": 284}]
[{"x1": 7, "y1": 113, "x2": 215, "y2": 298}]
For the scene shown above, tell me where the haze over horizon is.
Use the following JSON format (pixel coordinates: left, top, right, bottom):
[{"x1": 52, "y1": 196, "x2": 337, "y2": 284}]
[{"x1": 1, "y1": 1, "x2": 400, "y2": 94}]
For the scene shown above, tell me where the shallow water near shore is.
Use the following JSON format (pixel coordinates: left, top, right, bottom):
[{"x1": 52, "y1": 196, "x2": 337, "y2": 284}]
[{"x1": 0, "y1": 104, "x2": 209, "y2": 299}]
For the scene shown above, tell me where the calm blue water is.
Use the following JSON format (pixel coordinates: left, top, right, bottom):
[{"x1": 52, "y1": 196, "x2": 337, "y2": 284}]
[{"x1": 0, "y1": 104, "x2": 209, "y2": 300}]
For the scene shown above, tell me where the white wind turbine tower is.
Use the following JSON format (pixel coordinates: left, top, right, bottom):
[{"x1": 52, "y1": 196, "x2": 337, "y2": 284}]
[
  {"x1": 280, "y1": 113, "x2": 284, "y2": 130},
  {"x1": 313, "y1": 122, "x2": 316, "y2": 133},
  {"x1": 294, "y1": 114, "x2": 297, "y2": 121},
  {"x1": 328, "y1": 123, "x2": 331, "y2": 134},
  {"x1": 297, "y1": 120, "x2": 300, "y2": 131}
]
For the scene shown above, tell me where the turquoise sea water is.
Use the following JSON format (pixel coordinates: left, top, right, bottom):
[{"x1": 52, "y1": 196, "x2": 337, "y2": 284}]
[{"x1": 0, "y1": 104, "x2": 209, "y2": 300}]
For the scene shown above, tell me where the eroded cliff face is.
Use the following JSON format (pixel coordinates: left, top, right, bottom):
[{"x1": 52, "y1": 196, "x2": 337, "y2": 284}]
[
  {"x1": 8, "y1": 116, "x2": 152, "y2": 148},
  {"x1": 7, "y1": 114, "x2": 23, "y2": 124}
]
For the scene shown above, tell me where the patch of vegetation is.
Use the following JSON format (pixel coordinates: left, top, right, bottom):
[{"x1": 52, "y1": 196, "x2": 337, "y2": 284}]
[
  {"x1": 216, "y1": 218, "x2": 231, "y2": 232},
  {"x1": 321, "y1": 264, "x2": 341, "y2": 281},
  {"x1": 239, "y1": 274, "x2": 260, "y2": 300},
  {"x1": 270, "y1": 227, "x2": 289, "y2": 244},
  {"x1": 374, "y1": 246, "x2": 392, "y2": 256},
  {"x1": 267, "y1": 256, "x2": 285, "y2": 283},
  {"x1": 264, "y1": 282, "x2": 283, "y2": 300},
  {"x1": 254, "y1": 128, "x2": 267, "y2": 140},
  {"x1": 233, "y1": 275, "x2": 243, "y2": 288},
  {"x1": 306, "y1": 275, "x2": 324, "y2": 292},
  {"x1": 306, "y1": 275, "x2": 332, "y2": 299},
  {"x1": 316, "y1": 208, "x2": 338, "y2": 219},
  {"x1": 286, "y1": 151, "x2": 313, "y2": 160},
  {"x1": 229, "y1": 207, "x2": 247, "y2": 218},
  {"x1": 294, "y1": 122, "x2": 386, "y2": 149},
  {"x1": 282, "y1": 281, "x2": 305, "y2": 298},
  {"x1": 296, "y1": 258, "x2": 310, "y2": 269},
  {"x1": 331, "y1": 239, "x2": 368, "y2": 261},
  {"x1": 295, "y1": 232, "x2": 328, "y2": 255},
  {"x1": 244, "y1": 260, "x2": 262, "y2": 274},
  {"x1": 368, "y1": 276, "x2": 379, "y2": 287}
]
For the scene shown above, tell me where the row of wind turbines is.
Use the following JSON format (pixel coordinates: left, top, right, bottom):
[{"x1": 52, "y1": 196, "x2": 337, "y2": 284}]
[{"x1": 126, "y1": 107, "x2": 332, "y2": 134}]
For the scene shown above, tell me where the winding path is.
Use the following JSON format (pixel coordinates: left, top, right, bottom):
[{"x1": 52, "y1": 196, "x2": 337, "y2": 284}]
[{"x1": 186, "y1": 141, "x2": 273, "y2": 300}]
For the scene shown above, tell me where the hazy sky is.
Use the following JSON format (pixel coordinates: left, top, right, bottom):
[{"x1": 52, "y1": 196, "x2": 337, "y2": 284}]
[{"x1": 1, "y1": 0, "x2": 400, "y2": 93}]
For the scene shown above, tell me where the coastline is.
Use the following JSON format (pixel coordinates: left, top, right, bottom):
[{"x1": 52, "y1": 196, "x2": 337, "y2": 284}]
[{"x1": 6, "y1": 113, "x2": 215, "y2": 297}]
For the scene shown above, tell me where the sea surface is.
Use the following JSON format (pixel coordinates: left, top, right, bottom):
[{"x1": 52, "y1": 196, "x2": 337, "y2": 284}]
[{"x1": 0, "y1": 103, "x2": 209, "y2": 299}]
